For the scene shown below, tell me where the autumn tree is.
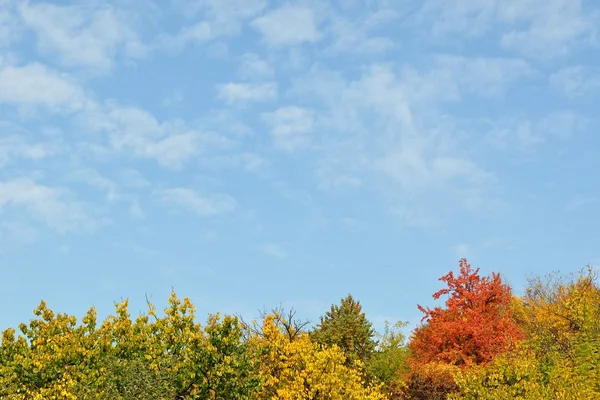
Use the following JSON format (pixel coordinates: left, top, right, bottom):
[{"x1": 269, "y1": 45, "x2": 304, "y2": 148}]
[
  {"x1": 0, "y1": 292, "x2": 260, "y2": 399},
  {"x1": 449, "y1": 346, "x2": 547, "y2": 399},
  {"x1": 366, "y1": 321, "x2": 410, "y2": 398},
  {"x1": 516, "y1": 266, "x2": 600, "y2": 398},
  {"x1": 248, "y1": 312, "x2": 385, "y2": 400},
  {"x1": 240, "y1": 305, "x2": 310, "y2": 343},
  {"x1": 451, "y1": 267, "x2": 600, "y2": 399},
  {"x1": 311, "y1": 294, "x2": 377, "y2": 367},
  {"x1": 409, "y1": 258, "x2": 524, "y2": 368}
]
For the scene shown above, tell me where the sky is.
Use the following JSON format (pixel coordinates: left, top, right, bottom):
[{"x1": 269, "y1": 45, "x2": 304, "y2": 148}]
[{"x1": 0, "y1": 0, "x2": 599, "y2": 336}]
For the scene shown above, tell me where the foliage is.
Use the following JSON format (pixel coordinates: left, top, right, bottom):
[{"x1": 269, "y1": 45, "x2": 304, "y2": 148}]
[
  {"x1": 521, "y1": 266, "x2": 600, "y2": 355},
  {"x1": 450, "y1": 345, "x2": 549, "y2": 400},
  {"x1": 2, "y1": 263, "x2": 600, "y2": 399},
  {"x1": 403, "y1": 362, "x2": 459, "y2": 400},
  {"x1": 451, "y1": 266, "x2": 600, "y2": 399},
  {"x1": 0, "y1": 293, "x2": 385, "y2": 400},
  {"x1": 249, "y1": 313, "x2": 385, "y2": 400},
  {"x1": 366, "y1": 321, "x2": 410, "y2": 398},
  {"x1": 0, "y1": 292, "x2": 259, "y2": 399},
  {"x1": 410, "y1": 258, "x2": 524, "y2": 368},
  {"x1": 311, "y1": 294, "x2": 377, "y2": 367},
  {"x1": 519, "y1": 267, "x2": 600, "y2": 398}
]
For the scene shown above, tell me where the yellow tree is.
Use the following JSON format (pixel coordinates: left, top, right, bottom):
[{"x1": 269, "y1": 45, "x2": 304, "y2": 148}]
[
  {"x1": 452, "y1": 267, "x2": 600, "y2": 399},
  {"x1": 0, "y1": 292, "x2": 260, "y2": 399},
  {"x1": 249, "y1": 313, "x2": 385, "y2": 400},
  {"x1": 520, "y1": 267, "x2": 600, "y2": 398}
]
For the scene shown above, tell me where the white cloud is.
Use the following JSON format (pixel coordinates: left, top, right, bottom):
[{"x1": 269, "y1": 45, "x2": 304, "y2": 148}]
[
  {"x1": 162, "y1": 0, "x2": 267, "y2": 50},
  {"x1": 262, "y1": 106, "x2": 314, "y2": 151},
  {"x1": 0, "y1": 220, "x2": 39, "y2": 244},
  {"x1": 396, "y1": 56, "x2": 532, "y2": 106},
  {"x1": 239, "y1": 153, "x2": 268, "y2": 172},
  {"x1": 83, "y1": 105, "x2": 231, "y2": 168},
  {"x1": 217, "y1": 82, "x2": 277, "y2": 103},
  {"x1": 289, "y1": 64, "x2": 502, "y2": 224},
  {"x1": 18, "y1": 2, "x2": 147, "y2": 72},
  {"x1": 420, "y1": 1, "x2": 496, "y2": 37},
  {"x1": 376, "y1": 147, "x2": 495, "y2": 195},
  {"x1": 454, "y1": 243, "x2": 471, "y2": 258},
  {"x1": 173, "y1": 0, "x2": 267, "y2": 34},
  {"x1": 155, "y1": 188, "x2": 237, "y2": 216},
  {"x1": 566, "y1": 195, "x2": 597, "y2": 212},
  {"x1": 419, "y1": 0, "x2": 597, "y2": 59},
  {"x1": 432, "y1": 55, "x2": 533, "y2": 98},
  {"x1": 260, "y1": 242, "x2": 287, "y2": 259},
  {"x1": 238, "y1": 53, "x2": 274, "y2": 80},
  {"x1": 549, "y1": 66, "x2": 600, "y2": 97},
  {"x1": 158, "y1": 22, "x2": 212, "y2": 51},
  {"x1": 161, "y1": 89, "x2": 184, "y2": 108},
  {"x1": 113, "y1": 242, "x2": 160, "y2": 257},
  {"x1": 316, "y1": 166, "x2": 362, "y2": 190},
  {"x1": 201, "y1": 230, "x2": 218, "y2": 242},
  {"x1": 0, "y1": 63, "x2": 90, "y2": 113},
  {"x1": 498, "y1": 0, "x2": 595, "y2": 58},
  {"x1": 0, "y1": 1, "x2": 20, "y2": 47},
  {"x1": 0, "y1": 122, "x2": 62, "y2": 167},
  {"x1": 0, "y1": 178, "x2": 104, "y2": 233},
  {"x1": 129, "y1": 199, "x2": 145, "y2": 219},
  {"x1": 119, "y1": 168, "x2": 151, "y2": 189},
  {"x1": 481, "y1": 111, "x2": 587, "y2": 154},
  {"x1": 252, "y1": 4, "x2": 320, "y2": 46},
  {"x1": 326, "y1": 8, "x2": 398, "y2": 55},
  {"x1": 68, "y1": 168, "x2": 120, "y2": 203}
]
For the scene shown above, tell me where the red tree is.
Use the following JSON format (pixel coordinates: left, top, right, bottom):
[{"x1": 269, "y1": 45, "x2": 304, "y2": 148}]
[{"x1": 409, "y1": 258, "x2": 524, "y2": 367}]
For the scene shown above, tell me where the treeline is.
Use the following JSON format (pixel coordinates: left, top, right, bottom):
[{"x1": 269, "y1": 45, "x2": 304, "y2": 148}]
[{"x1": 1, "y1": 258, "x2": 599, "y2": 399}]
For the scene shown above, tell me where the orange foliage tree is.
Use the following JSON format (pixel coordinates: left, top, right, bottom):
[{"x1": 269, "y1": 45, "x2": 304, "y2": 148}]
[{"x1": 409, "y1": 258, "x2": 524, "y2": 368}]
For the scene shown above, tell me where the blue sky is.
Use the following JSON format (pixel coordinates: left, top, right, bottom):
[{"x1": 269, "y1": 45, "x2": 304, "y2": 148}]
[{"x1": 0, "y1": 0, "x2": 599, "y2": 335}]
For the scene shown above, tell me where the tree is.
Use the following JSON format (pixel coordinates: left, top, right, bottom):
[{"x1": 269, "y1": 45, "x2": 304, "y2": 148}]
[
  {"x1": 311, "y1": 294, "x2": 377, "y2": 367},
  {"x1": 516, "y1": 267, "x2": 600, "y2": 398},
  {"x1": 409, "y1": 258, "x2": 524, "y2": 368},
  {"x1": 449, "y1": 346, "x2": 549, "y2": 400},
  {"x1": 366, "y1": 321, "x2": 410, "y2": 398},
  {"x1": 0, "y1": 292, "x2": 260, "y2": 399},
  {"x1": 240, "y1": 305, "x2": 309, "y2": 343},
  {"x1": 248, "y1": 313, "x2": 385, "y2": 400},
  {"x1": 521, "y1": 266, "x2": 600, "y2": 355}
]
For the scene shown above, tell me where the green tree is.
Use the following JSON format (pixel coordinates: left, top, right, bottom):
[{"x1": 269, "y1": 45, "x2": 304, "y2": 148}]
[
  {"x1": 366, "y1": 321, "x2": 410, "y2": 398},
  {"x1": 311, "y1": 294, "x2": 377, "y2": 367}
]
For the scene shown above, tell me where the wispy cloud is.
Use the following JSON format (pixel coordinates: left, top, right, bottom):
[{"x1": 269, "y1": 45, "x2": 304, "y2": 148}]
[
  {"x1": 550, "y1": 66, "x2": 600, "y2": 97},
  {"x1": 262, "y1": 106, "x2": 314, "y2": 151},
  {"x1": 217, "y1": 82, "x2": 277, "y2": 104},
  {"x1": 83, "y1": 105, "x2": 231, "y2": 168},
  {"x1": 252, "y1": 4, "x2": 321, "y2": 46},
  {"x1": 260, "y1": 242, "x2": 287, "y2": 259},
  {"x1": 419, "y1": 0, "x2": 597, "y2": 59},
  {"x1": 161, "y1": 0, "x2": 267, "y2": 51},
  {"x1": 566, "y1": 195, "x2": 597, "y2": 211},
  {"x1": 0, "y1": 178, "x2": 105, "y2": 233},
  {"x1": 0, "y1": 63, "x2": 90, "y2": 113},
  {"x1": 154, "y1": 188, "x2": 237, "y2": 216},
  {"x1": 326, "y1": 6, "x2": 399, "y2": 55},
  {"x1": 238, "y1": 53, "x2": 274, "y2": 80},
  {"x1": 0, "y1": 2, "x2": 20, "y2": 48},
  {"x1": 67, "y1": 168, "x2": 120, "y2": 203},
  {"x1": 0, "y1": 122, "x2": 62, "y2": 167},
  {"x1": 18, "y1": 2, "x2": 147, "y2": 72}
]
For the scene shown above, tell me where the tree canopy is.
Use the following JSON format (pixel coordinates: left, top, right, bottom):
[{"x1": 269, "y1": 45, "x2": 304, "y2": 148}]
[
  {"x1": 311, "y1": 294, "x2": 377, "y2": 367},
  {"x1": 1, "y1": 259, "x2": 599, "y2": 399}
]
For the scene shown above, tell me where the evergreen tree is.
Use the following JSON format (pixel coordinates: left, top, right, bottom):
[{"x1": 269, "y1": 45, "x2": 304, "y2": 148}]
[{"x1": 311, "y1": 294, "x2": 377, "y2": 366}]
